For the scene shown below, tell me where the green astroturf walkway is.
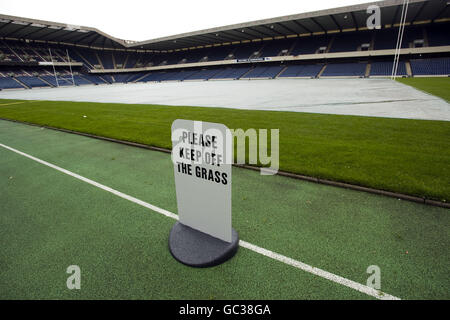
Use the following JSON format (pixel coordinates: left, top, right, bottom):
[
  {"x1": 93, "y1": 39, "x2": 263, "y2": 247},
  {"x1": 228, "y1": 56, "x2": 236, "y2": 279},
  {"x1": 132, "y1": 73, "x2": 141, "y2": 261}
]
[{"x1": 0, "y1": 119, "x2": 449, "y2": 299}]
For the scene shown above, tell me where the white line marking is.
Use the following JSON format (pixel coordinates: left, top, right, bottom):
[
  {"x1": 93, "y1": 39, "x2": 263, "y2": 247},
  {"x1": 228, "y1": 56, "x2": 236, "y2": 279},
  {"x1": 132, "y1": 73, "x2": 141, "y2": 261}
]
[
  {"x1": 239, "y1": 240, "x2": 398, "y2": 300},
  {"x1": 0, "y1": 142, "x2": 177, "y2": 220},
  {"x1": 0, "y1": 142, "x2": 400, "y2": 300}
]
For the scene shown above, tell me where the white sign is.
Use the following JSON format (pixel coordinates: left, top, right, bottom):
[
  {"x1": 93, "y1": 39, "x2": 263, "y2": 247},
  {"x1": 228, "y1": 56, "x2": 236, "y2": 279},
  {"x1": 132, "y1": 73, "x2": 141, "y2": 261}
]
[{"x1": 171, "y1": 120, "x2": 233, "y2": 242}]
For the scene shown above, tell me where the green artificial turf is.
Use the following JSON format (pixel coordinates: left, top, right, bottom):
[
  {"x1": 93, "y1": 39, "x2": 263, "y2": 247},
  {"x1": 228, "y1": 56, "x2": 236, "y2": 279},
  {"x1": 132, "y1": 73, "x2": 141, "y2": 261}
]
[
  {"x1": 396, "y1": 77, "x2": 450, "y2": 102},
  {"x1": 0, "y1": 98, "x2": 449, "y2": 202},
  {"x1": 1, "y1": 120, "x2": 449, "y2": 299}
]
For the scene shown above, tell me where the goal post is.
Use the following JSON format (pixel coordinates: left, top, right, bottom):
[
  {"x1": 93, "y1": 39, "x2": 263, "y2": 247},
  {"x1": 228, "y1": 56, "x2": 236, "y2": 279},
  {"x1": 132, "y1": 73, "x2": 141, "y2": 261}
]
[{"x1": 49, "y1": 48, "x2": 75, "y2": 87}]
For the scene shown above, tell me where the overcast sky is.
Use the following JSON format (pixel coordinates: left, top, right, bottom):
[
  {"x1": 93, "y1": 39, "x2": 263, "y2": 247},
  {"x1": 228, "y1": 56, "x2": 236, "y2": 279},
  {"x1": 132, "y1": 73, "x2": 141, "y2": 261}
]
[{"x1": 1, "y1": 0, "x2": 376, "y2": 41}]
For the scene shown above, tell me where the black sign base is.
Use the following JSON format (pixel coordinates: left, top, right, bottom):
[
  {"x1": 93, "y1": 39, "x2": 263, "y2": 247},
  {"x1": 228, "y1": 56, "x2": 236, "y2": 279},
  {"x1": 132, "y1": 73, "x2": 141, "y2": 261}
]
[{"x1": 169, "y1": 222, "x2": 239, "y2": 268}]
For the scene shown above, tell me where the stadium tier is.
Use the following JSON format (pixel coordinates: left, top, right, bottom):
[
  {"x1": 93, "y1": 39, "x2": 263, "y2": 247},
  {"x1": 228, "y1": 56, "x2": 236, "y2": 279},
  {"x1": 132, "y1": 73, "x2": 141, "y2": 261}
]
[
  {"x1": 242, "y1": 65, "x2": 285, "y2": 79},
  {"x1": 0, "y1": 76, "x2": 24, "y2": 89},
  {"x1": 0, "y1": 1, "x2": 449, "y2": 90},
  {"x1": 370, "y1": 61, "x2": 408, "y2": 76},
  {"x1": 15, "y1": 76, "x2": 49, "y2": 88},
  {"x1": 278, "y1": 64, "x2": 324, "y2": 78},
  {"x1": 321, "y1": 62, "x2": 367, "y2": 77},
  {"x1": 410, "y1": 57, "x2": 450, "y2": 76}
]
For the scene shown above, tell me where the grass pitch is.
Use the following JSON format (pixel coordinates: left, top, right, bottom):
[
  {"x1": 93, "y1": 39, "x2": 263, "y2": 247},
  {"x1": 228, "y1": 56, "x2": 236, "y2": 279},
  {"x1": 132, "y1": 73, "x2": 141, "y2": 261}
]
[
  {"x1": 396, "y1": 77, "x2": 450, "y2": 102},
  {"x1": 0, "y1": 98, "x2": 449, "y2": 202}
]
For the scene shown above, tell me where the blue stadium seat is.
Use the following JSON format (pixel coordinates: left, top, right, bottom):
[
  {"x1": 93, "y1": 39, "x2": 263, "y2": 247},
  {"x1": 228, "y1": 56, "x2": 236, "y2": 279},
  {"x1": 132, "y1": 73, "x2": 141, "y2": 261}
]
[
  {"x1": 209, "y1": 66, "x2": 252, "y2": 79},
  {"x1": 410, "y1": 57, "x2": 450, "y2": 76},
  {"x1": 73, "y1": 75, "x2": 93, "y2": 85},
  {"x1": 15, "y1": 76, "x2": 49, "y2": 88},
  {"x1": 184, "y1": 68, "x2": 222, "y2": 80},
  {"x1": 279, "y1": 64, "x2": 323, "y2": 78},
  {"x1": 330, "y1": 32, "x2": 372, "y2": 52},
  {"x1": 0, "y1": 77, "x2": 25, "y2": 89},
  {"x1": 242, "y1": 65, "x2": 284, "y2": 78},
  {"x1": 291, "y1": 36, "x2": 330, "y2": 55},
  {"x1": 370, "y1": 61, "x2": 407, "y2": 76},
  {"x1": 81, "y1": 74, "x2": 107, "y2": 84},
  {"x1": 321, "y1": 62, "x2": 367, "y2": 77},
  {"x1": 100, "y1": 52, "x2": 114, "y2": 69}
]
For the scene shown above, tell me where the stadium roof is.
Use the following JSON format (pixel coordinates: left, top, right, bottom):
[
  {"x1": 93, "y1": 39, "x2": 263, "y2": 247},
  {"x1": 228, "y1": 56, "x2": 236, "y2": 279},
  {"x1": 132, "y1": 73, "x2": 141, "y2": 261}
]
[
  {"x1": 0, "y1": 14, "x2": 129, "y2": 49},
  {"x1": 0, "y1": 0, "x2": 449, "y2": 51}
]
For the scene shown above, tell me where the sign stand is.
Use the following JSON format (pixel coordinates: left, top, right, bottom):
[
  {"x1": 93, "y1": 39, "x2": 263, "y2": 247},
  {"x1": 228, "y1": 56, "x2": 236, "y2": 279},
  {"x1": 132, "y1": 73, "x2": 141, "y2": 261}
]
[
  {"x1": 169, "y1": 119, "x2": 239, "y2": 268},
  {"x1": 169, "y1": 222, "x2": 239, "y2": 268}
]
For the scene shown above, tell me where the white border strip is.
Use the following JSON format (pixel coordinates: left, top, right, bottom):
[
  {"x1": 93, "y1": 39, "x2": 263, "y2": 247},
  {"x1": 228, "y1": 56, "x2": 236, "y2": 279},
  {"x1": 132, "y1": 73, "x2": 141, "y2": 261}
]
[{"x1": 0, "y1": 142, "x2": 400, "y2": 300}]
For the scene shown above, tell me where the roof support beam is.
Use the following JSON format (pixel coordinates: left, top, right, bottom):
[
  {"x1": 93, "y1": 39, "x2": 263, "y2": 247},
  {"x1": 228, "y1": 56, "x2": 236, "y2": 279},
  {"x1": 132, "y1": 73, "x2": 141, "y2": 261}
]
[
  {"x1": 431, "y1": 4, "x2": 448, "y2": 22},
  {"x1": 350, "y1": 12, "x2": 359, "y2": 30},
  {"x1": 0, "y1": 21, "x2": 13, "y2": 33},
  {"x1": 152, "y1": 38, "x2": 202, "y2": 50},
  {"x1": 228, "y1": 27, "x2": 261, "y2": 40},
  {"x1": 222, "y1": 29, "x2": 254, "y2": 41},
  {"x1": 246, "y1": 26, "x2": 272, "y2": 38},
  {"x1": 391, "y1": 5, "x2": 401, "y2": 26},
  {"x1": 198, "y1": 33, "x2": 236, "y2": 43},
  {"x1": 182, "y1": 36, "x2": 212, "y2": 45},
  {"x1": 275, "y1": 22, "x2": 299, "y2": 36},
  {"x1": 329, "y1": 14, "x2": 342, "y2": 31},
  {"x1": 213, "y1": 33, "x2": 241, "y2": 42},
  {"x1": 88, "y1": 34, "x2": 101, "y2": 47},
  {"x1": 3, "y1": 23, "x2": 32, "y2": 38},
  {"x1": 57, "y1": 29, "x2": 81, "y2": 42},
  {"x1": 411, "y1": 1, "x2": 427, "y2": 23},
  {"x1": 40, "y1": 27, "x2": 66, "y2": 41},
  {"x1": 310, "y1": 17, "x2": 327, "y2": 33},
  {"x1": 291, "y1": 20, "x2": 312, "y2": 34},
  {"x1": 20, "y1": 25, "x2": 51, "y2": 38},
  {"x1": 66, "y1": 31, "x2": 94, "y2": 43},
  {"x1": 260, "y1": 25, "x2": 286, "y2": 37}
]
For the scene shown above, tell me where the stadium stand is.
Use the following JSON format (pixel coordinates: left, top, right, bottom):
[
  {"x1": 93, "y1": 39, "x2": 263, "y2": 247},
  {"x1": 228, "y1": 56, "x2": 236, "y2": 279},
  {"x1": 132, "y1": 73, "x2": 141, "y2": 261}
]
[
  {"x1": 373, "y1": 28, "x2": 399, "y2": 50},
  {"x1": 330, "y1": 32, "x2": 373, "y2": 52},
  {"x1": 370, "y1": 61, "x2": 408, "y2": 76},
  {"x1": 242, "y1": 65, "x2": 285, "y2": 79},
  {"x1": 101, "y1": 52, "x2": 114, "y2": 69},
  {"x1": 137, "y1": 71, "x2": 168, "y2": 82},
  {"x1": 209, "y1": 66, "x2": 252, "y2": 80},
  {"x1": 40, "y1": 75, "x2": 70, "y2": 87},
  {"x1": 112, "y1": 73, "x2": 133, "y2": 83},
  {"x1": 124, "y1": 53, "x2": 139, "y2": 68},
  {"x1": 426, "y1": 24, "x2": 450, "y2": 47},
  {"x1": 0, "y1": 1, "x2": 449, "y2": 90},
  {"x1": 125, "y1": 72, "x2": 146, "y2": 83},
  {"x1": 201, "y1": 46, "x2": 230, "y2": 62},
  {"x1": 82, "y1": 74, "x2": 109, "y2": 85},
  {"x1": 15, "y1": 76, "x2": 49, "y2": 88},
  {"x1": 184, "y1": 68, "x2": 222, "y2": 80},
  {"x1": 279, "y1": 64, "x2": 324, "y2": 78},
  {"x1": 232, "y1": 42, "x2": 264, "y2": 60},
  {"x1": 72, "y1": 75, "x2": 93, "y2": 85},
  {"x1": 261, "y1": 39, "x2": 295, "y2": 57},
  {"x1": 410, "y1": 57, "x2": 450, "y2": 76},
  {"x1": 0, "y1": 76, "x2": 25, "y2": 89},
  {"x1": 321, "y1": 62, "x2": 367, "y2": 77}
]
